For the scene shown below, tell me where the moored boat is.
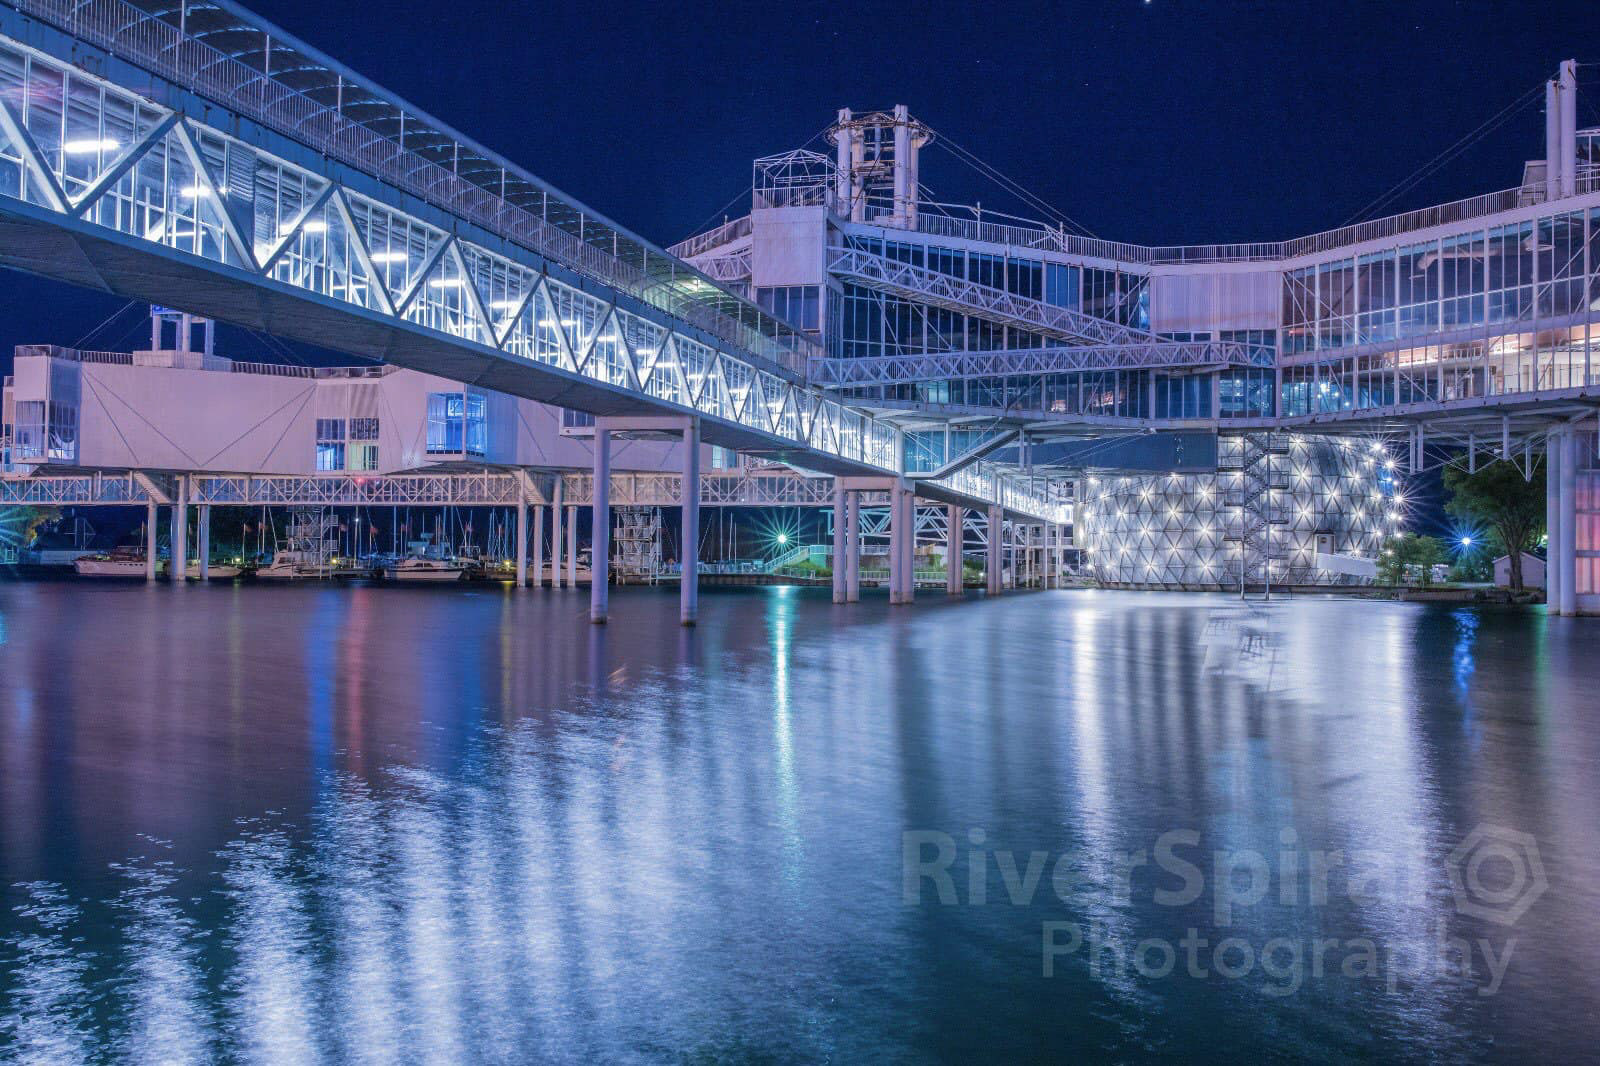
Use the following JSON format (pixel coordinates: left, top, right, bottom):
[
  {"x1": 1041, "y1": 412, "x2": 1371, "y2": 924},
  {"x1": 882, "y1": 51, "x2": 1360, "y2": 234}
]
[
  {"x1": 185, "y1": 560, "x2": 244, "y2": 580},
  {"x1": 389, "y1": 556, "x2": 469, "y2": 582},
  {"x1": 254, "y1": 550, "x2": 330, "y2": 580},
  {"x1": 74, "y1": 547, "x2": 160, "y2": 578}
]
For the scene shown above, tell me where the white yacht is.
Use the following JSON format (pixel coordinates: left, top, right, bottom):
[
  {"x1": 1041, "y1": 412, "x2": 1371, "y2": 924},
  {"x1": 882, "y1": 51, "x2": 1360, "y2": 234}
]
[
  {"x1": 185, "y1": 559, "x2": 244, "y2": 580},
  {"x1": 387, "y1": 536, "x2": 469, "y2": 582},
  {"x1": 541, "y1": 547, "x2": 595, "y2": 585},
  {"x1": 389, "y1": 556, "x2": 469, "y2": 582},
  {"x1": 255, "y1": 550, "x2": 329, "y2": 580},
  {"x1": 74, "y1": 547, "x2": 159, "y2": 578}
]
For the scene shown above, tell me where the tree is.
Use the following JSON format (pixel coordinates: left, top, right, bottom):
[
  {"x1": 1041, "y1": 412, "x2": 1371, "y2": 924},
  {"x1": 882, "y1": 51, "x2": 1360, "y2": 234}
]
[
  {"x1": 1378, "y1": 533, "x2": 1448, "y2": 586},
  {"x1": 1443, "y1": 456, "x2": 1545, "y2": 591}
]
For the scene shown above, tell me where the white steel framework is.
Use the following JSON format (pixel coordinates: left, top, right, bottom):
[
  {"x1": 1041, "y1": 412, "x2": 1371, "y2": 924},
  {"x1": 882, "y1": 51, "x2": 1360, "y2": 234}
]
[
  {"x1": 827, "y1": 245, "x2": 1158, "y2": 346},
  {"x1": 0, "y1": 6, "x2": 1069, "y2": 525}
]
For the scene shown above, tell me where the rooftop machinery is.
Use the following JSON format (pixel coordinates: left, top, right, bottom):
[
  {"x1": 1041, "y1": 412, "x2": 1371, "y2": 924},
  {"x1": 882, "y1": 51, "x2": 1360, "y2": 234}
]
[{"x1": 830, "y1": 106, "x2": 934, "y2": 227}]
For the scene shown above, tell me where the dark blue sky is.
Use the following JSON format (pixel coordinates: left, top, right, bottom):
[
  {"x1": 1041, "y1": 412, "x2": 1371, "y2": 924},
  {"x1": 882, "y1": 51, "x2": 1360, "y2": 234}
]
[{"x1": 4, "y1": 0, "x2": 1599, "y2": 358}]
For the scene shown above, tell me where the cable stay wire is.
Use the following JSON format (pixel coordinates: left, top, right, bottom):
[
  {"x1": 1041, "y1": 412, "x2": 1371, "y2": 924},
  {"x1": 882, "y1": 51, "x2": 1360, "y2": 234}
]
[
  {"x1": 1339, "y1": 81, "x2": 1544, "y2": 227},
  {"x1": 924, "y1": 126, "x2": 1099, "y2": 238},
  {"x1": 934, "y1": 135, "x2": 1095, "y2": 236},
  {"x1": 679, "y1": 120, "x2": 837, "y2": 244},
  {"x1": 71, "y1": 300, "x2": 141, "y2": 348}
]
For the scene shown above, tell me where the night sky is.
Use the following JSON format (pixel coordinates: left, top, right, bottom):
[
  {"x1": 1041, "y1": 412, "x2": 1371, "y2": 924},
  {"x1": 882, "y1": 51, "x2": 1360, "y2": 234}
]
[{"x1": 2, "y1": 1, "x2": 1598, "y2": 382}]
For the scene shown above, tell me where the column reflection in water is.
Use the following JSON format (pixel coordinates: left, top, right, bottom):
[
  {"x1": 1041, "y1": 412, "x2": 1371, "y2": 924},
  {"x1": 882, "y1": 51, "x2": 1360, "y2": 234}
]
[{"x1": 0, "y1": 584, "x2": 1597, "y2": 1059}]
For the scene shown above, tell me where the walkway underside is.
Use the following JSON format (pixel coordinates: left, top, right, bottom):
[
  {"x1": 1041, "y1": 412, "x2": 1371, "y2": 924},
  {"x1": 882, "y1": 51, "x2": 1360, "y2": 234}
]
[
  {"x1": 827, "y1": 246, "x2": 1158, "y2": 346},
  {"x1": 0, "y1": 203, "x2": 1059, "y2": 521},
  {"x1": 808, "y1": 339, "x2": 1272, "y2": 386}
]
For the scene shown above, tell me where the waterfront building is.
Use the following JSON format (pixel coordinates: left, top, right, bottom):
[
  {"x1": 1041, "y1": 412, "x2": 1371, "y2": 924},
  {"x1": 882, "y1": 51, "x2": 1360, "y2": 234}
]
[
  {"x1": 0, "y1": 0, "x2": 1595, "y2": 609},
  {"x1": 672, "y1": 86, "x2": 1600, "y2": 597}
]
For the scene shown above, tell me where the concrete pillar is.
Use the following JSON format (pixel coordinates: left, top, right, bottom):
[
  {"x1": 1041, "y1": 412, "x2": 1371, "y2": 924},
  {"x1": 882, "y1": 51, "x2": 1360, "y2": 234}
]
[
  {"x1": 901, "y1": 490, "x2": 916, "y2": 605},
  {"x1": 169, "y1": 476, "x2": 187, "y2": 582},
  {"x1": 946, "y1": 504, "x2": 963, "y2": 596},
  {"x1": 892, "y1": 104, "x2": 911, "y2": 222},
  {"x1": 1546, "y1": 77, "x2": 1563, "y2": 202},
  {"x1": 1559, "y1": 60, "x2": 1578, "y2": 199},
  {"x1": 145, "y1": 499, "x2": 158, "y2": 582},
  {"x1": 591, "y1": 428, "x2": 610, "y2": 624},
  {"x1": 1560, "y1": 428, "x2": 1578, "y2": 616},
  {"x1": 838, "y1": 486, "x2": 851, "y2": 601},
  {"x1": 567, "y1": 504, "x2": 578, "y2": 587},
  {"x1": 197, "y1": 504, "x2": 210, "y2": 581},
  {"x1": 551, "y1": 479, "x2": 564, "y2": 589},
  {"x1": 986, "y1": 506, "x2": 1003, "y2": 596},
  {"x1": 1547, "y1": 431, "x2": 1563, "y2": 612},
  {"x1": 515, "y1": 494, "x2": 528, "y2": 588},
  {"x1": 844, "y1": 490, "x2": 860, "y2": 602},
  {"x1": 887, "y1": 492, "x2": 903, "y2": 604},
  {"x1": 681, "y1": 420, "x2": 700, "y2": 626},
  {"x1": 531, "y1": 502, "x2": 544, "y2": 589}
]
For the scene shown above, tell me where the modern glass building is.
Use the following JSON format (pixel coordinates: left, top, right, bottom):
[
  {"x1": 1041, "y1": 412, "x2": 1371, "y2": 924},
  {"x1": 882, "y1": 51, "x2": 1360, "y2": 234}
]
[{"x1": 672, "y1": 74, "x2": 1600, "y2": 589}]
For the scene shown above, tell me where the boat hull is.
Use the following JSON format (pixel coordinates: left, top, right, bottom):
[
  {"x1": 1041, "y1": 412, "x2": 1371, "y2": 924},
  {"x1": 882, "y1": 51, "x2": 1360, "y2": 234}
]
[
  {"x1": 389, "y1": 567, "x2": 467, "y2": 582},
  {"x1": 186, "y1": 563, "x2": 243, "y2": 580},
  {"x1": 74, "y1": 558, "x2": 158, "y2": 578}
]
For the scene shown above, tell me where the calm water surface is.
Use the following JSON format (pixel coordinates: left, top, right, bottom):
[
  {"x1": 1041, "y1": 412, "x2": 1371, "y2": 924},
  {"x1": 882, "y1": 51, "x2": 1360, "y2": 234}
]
[{"x1": 0, "y1": 581, "x2": 1597, "y2": 1062}]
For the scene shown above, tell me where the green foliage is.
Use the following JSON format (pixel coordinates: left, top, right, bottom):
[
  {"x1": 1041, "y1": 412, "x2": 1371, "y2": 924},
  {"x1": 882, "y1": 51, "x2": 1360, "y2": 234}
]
[
  {"x1": 1443, "y1": 456, "x2": 1545, "y2": 590},
  {"x1": 1378, "y1": 533, "x2": 1448, "y2": 586},
  {"x1": 784, "y1": 558, "x2": 831, "y2": 578}
]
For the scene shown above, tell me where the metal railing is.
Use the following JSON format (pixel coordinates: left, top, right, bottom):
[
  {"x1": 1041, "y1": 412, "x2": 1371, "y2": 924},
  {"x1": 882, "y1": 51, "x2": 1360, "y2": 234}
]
[
  {"x1": 228, "y1": 362, "x2": 388, "y2": 379},
  {"x1": 663, "y1": 179, "x2": 1600, "y2": 270},
  {"x1": 13, "y1": 0, "x2": 816, "y2": 376},
  {"x1": 669, "y1": 216, "x2": 753, "y2": 259},
  {"x1": 13, "y1": 345, "x2": 134, "y2": 365}
]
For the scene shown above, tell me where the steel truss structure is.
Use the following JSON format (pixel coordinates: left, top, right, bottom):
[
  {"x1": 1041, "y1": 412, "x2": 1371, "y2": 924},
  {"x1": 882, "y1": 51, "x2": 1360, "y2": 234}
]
[
  {"x1": 1077, "y1": 435, "x2": 1396, "y2": 589},
  {"x1": 7, "y1": 0, "x2": 810, "y2": 367},
  {"x1": 0, "y1": 6, "x2": 1068, "y2": 525},
  {"x1": 809, "y1": 340, "x2": 1272, "y2": 387},
  {"x1": 0, "y1": 468, "x2": 866, "y2": 509},
  {"x1": 827, "y1": 245, "x2": 1157, "y2": 346}
]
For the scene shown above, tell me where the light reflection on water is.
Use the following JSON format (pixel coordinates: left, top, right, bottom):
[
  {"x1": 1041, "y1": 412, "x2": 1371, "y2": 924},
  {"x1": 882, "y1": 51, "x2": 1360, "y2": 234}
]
[{"x1": 0, "y1": 582, "x2": 1598, "y2": 1061}]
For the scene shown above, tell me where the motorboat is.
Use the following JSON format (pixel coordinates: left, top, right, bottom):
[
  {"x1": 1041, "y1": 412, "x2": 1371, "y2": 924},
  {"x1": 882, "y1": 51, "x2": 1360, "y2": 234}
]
[
  {"x1": 389, "y1": 556, "x2": 469, "y2": 582},
  {"x1": 387, "y1": 536, "x2": 469, "y2": 582},
  {"x1": 185, "y1": 559, "x2": 244, "y2": 580},
  {"x1": 540, "y1": 547, "x2": 595, "y2": 585},
  {"x1": 254, "y1": 550, "x2": 330, "y2": 580}
]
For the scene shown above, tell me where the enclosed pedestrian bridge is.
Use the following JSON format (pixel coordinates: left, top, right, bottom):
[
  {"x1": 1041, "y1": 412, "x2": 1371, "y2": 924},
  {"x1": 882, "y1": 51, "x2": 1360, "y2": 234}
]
[{"x1": 0, "y1": 0, "x2": 1064, "y2": 524}]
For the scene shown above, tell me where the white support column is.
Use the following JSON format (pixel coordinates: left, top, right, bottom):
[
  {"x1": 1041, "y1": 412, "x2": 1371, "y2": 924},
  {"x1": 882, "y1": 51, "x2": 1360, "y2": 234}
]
[
  {"x1": 832, "y1": 485, "x2": 848, "y2": 604},
  {"x1": 845, "y1": 490, "x2": 860, "y2": 602},
  {"x1": 169, "y1": 476, "x2": 188, "y2": 583},
  {"x1": 986, "y1": 505, "x2": 1003, "y2": 596},
  {"x1": 946, "y1": 504, "x2": 963, "y2": 596},
  {"x1": 1560, "y1": 427, "x2": 1578, "y2": 616},
  {"x1": 145, "y1": 499, "x2": 158, "y2": 582},
  {"x1": 1559, "y1": 60, "x2": 1579, "y2": 200},
  {"x1": 197, "y1": 504, "x2": 210, "y2": 581},
  {"x1": 1546, "y1": 76, "x2": 1563, "y2": 203},
  {"x1": 1041, "y1": 524, "x2": 1050, "y2": 587},
  {"x1": 567, "y1": 504, "x2": 578, "y2": 587},
  {"x1": 901, "y1": 491, "x2": 916, "y2": 605},
  {"x1": 591, "y1": 429, "x2": 611, "y2": 624},
  {"x1": 681, "y1": 420, "x2": 700, "y2": 626},
  {"x1": 1547, "y1": 431, "x2": 1563, "y2": 612},
  {"x1": 515, "y1": 493, "x2": 528, "y2": 588},
  {"x1": 888, "y1": 490, "x2": 905, "y2": 604},
  {"x1": 551, "y1": 478, "x2": 564, "y2": 589},
  {"x1": 531, "y1": 502, "x2": 544, "y2": 589}
]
